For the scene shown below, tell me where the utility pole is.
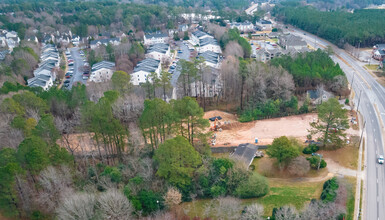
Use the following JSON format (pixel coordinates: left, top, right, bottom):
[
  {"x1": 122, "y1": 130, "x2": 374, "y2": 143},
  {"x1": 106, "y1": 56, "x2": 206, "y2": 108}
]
[
  {"x1": 356, "y1": 90, "x2": 362, "y2": 111},
  {"x1": 317, "y1": 154, "x2": 323, "y2": 170},
  {"x1": 359, "y1": 121, "x2": 366, "y2": 147}
]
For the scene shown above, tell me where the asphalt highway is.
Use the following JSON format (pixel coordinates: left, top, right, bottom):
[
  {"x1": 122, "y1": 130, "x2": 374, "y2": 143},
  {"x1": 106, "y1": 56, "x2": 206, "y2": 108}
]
[{"x1": 290, "y1": 28, "x2": 385, "y2": 220}]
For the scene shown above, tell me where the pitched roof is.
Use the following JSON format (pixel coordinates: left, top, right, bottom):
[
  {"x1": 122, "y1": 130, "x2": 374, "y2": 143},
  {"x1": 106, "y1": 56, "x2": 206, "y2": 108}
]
[
  {"x1": 282, "y1": 34, "x2": 307, "y2": 47},
  {"x1": 90, "y1": 38, "x2": 120, "y2": 46},
  {"x1": 91, "y1": 61, "x2": 115, "y2": 72},
  {"x1": 199, "y1": 37, "x2": 219, "y2": 47},
  {"x1": 198, "y1": 51, "x2": 219, "y2": 64},
  {"x1": 145, "y1": 32, "x2": 168, "y2": 39},
  {"x1": 231, "y1": 143, "x2": 259, "y2": 167},
  {"x1": 133, "y1": 58, "x2": 160, "y2": 73},
  {"x1": 192, "y1": 30, "x2": 210, "y2": 39},
  {"x1": 147, "y1": 43, "x2": 169, "y2": 54}
]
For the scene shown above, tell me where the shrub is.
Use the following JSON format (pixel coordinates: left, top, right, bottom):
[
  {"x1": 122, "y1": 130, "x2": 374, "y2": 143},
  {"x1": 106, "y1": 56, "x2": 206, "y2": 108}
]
[
  {"x1": 302, "y1": 144, "x2": 319, "y2": 154},
  {"x1": 307, "y1": 156, "x2": 327, "y2": 169},
  {"x1": 210, "y1": 185, "x2": 226, "y2": 198},
  {"x1": 320, "y1": 177, "x2": 339, "y2": 202},
  {"x1": 345, "y1": 98, "x2": 349, "y2": 105},
  {"x1": 101, "y1": 166, "x2": 122, "y2": 183},
  {"x1": 234, "y1": 173, "x2": 269, "y2": 198}
]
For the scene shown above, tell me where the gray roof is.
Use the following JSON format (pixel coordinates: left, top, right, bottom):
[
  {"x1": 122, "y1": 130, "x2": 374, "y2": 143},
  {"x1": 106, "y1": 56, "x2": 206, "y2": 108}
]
[
  {"x1": 198, "y1": 51, "x2": 219, "y2": 64},
  {"x1": 282, "y1": 34, "x2": 307, "y2": 47},
  {"x1": 260, "y1": 19, "x2": 272, "y2": 24},
  {"x1": 133, "y1": 58, "x2": 160, "y2": 73},
  {"x1": 200, "y1": 37, "x2": 219, "y2": 47},
  {"x1": 192, "y1": 30, "x2": 210, "y2": 39},
  {"x1": 90, "y1": 38, "x2": 120, "y2": 46},
  {"x1": 231, "y1": 143, "x2": 259, "y2": 167},
  {"x1": 147, "y1": 43, "x2": 169, "y2": 54},
  {"x1": 0, "y1": 50, "x2": 9, "y2": 60},
  {"x1": 145, "y1": 33, "x2": 168, "y2": 39},
  {"x1": 91, "y1": 61, "x2": 115, "y2": 72}
]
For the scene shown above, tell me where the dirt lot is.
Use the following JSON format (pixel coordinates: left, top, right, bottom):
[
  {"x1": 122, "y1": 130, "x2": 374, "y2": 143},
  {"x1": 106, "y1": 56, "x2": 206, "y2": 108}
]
[{"x1": 204, "y1": 110, "x2": 359, "y2": 147}]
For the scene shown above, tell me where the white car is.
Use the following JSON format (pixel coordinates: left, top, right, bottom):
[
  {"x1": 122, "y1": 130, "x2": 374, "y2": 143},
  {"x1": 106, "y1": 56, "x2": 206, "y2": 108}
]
[{"x1": 378, "y1": 155, "x2": 384, "y2": 164}]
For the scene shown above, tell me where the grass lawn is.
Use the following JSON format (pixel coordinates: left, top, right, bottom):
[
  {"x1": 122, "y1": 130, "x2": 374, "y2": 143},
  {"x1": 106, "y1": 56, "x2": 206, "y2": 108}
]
[
  {"x1": 365, "y1": 64, "x2": 379, "y2": 71},
  {"x1": 345, "y1": 177, "x2": 356, "y2": 220},
  {"x1": 248, "y1": 178, "x2": 324, "y2": 216},
  {"x1": 319, "y1": 140, "x2": 359, "y2": 170},
  {"x1": 252, "y1": 156, "x2": 328, "y2": 179},
  {"x1": 211, "y1": 152, "x2": 230, "y2": 158},
  {"x1": 179, "y1": 178, "x2": 325, "y2": 218}
]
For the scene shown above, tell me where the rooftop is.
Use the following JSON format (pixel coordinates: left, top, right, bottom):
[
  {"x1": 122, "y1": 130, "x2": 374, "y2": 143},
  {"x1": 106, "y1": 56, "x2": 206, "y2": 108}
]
[
  {"x1": 133, "y1": 58, "x2": 160, "y2": 73},
  {"x1": 147, "y1": 43, "x2": 169, "y2": 54},
  {"x1": 91, "y1": 61, "x2": 115, "y2": 72},
  {"x1": 200, "y1": 37, "x2": 219, "y2": 47},
  {"x1": 145, "y1": 32, "x2": 168, "y2": 39},
  {"x1": 231, "y1": 143, "x2": 259, "y2": 168}
]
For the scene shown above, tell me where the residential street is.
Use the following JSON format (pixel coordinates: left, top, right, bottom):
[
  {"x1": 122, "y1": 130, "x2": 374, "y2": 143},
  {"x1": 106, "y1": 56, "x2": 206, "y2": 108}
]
[
  {"x1": 171, "y1": 41, "x2": 191, "y2": 87},
  {"x1": 68, "y1": 47, "x2": 86, "y2": 89},
  {"x1": 290, "y1": 27, "x2": 385, "y2": 220}
]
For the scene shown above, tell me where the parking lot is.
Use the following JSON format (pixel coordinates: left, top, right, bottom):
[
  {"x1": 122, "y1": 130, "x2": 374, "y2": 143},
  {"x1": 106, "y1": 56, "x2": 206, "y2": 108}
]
[
  {"x1": 170, "y1": 41, "x2": 191, "y2": 86},
  {"x1": 64, "y1": 47, "x2": 88, "y2": 89}
]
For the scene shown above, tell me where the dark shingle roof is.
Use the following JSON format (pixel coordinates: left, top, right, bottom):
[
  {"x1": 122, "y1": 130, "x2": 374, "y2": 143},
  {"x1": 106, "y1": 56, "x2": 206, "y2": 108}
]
[
  {"x1": 133, "y1": 58, "x2": 160, "y2": 73},
  {"x1": 147, "y1": 43, "x2": 169, "y2": 54},
  {"x1": 231, "y1": 143, "x2": 259, "y2": 167},
  {"x1": 145, "y1": 33, "x2": 168, "y2": 39},
  {"x1": 199, "y1": 37, "x2": 219, "y2": 47}
]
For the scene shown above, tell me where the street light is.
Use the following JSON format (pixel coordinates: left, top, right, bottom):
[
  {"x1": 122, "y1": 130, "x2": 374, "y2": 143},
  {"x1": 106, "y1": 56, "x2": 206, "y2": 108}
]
[{"x1": 156, "y1": 200, "x2": 159, "y2": 211}]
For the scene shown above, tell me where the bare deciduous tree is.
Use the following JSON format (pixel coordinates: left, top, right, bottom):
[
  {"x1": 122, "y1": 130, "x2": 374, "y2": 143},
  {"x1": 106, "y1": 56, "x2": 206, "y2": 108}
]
[
  {"x1": 224, "y1": 41, "x2": 244, "y2": 58},
  {"x1": 274, "y1": 206, "x2": 299, "y2": 220},
  {"x1": 241, "y1": 203, "x2": 264, "y2": 220},
  {"x1": 164, "y1": 187, "x2": 182, "y2": 208},
  {"x1": 56, "y1": 192, "x2": 96, "y2": 220},
  {"x1": 300, "y1": 200, "x2": 345, "y2": 220},
  {"x1": 97, "y1": 189, "x2": 134, "y2": 220},
  {"x1": 204, "y1": 197, "x2": 242, "y2": 220},
  {"x1": 37, "y1": 166, "x2": 74, "y2": 213},
  {"x1": 287, "y1": 156, "x2": 310, "y2": 176}
]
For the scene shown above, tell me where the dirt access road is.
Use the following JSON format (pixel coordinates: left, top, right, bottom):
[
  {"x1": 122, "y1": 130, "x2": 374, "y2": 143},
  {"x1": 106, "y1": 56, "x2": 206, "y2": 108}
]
[{"x1": 204, "y1": 110, "x2": 359, "y2": 147}]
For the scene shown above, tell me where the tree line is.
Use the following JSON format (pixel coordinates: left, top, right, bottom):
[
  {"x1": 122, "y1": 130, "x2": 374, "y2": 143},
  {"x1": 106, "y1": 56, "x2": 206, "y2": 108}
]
[{"x1": 273, "y1": 4, "x2": 385, "y2": 47}]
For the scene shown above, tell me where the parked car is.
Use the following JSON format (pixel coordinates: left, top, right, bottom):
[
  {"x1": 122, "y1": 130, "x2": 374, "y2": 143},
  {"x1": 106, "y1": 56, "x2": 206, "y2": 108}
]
[
  {"x1": 82, "y1": 76, "x2": 89, "y2": 80},
  {"x1": 65, "y1": 75, "x2": 71, "y2": 78},
  {"x1": 63, "y1": 83, "x2": 70, "y2": 87},
  {"x1": 64, "y1": 80, "x2": 70, "y2": 84}
]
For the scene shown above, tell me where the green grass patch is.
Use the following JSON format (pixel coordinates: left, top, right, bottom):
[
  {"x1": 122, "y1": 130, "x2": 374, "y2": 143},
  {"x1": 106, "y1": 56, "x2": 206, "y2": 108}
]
[
  {"x1": 365, "y1": 64, "x2": 379, "y2": 71},
  {"x1": 179, "y1": 179, "x2": 324, "y2": 218},
  {"x1": 345, "y1": 177, "x2": 356, "y2": 220},
  {"x1": 211, "y1": 153, "x2": 230, "y2": 158}
]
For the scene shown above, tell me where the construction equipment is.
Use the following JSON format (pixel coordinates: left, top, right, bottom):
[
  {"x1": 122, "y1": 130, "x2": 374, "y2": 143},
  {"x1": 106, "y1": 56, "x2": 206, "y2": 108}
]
[{"x1": 210, "y1": 118, "x2": 221, "y2": 131}]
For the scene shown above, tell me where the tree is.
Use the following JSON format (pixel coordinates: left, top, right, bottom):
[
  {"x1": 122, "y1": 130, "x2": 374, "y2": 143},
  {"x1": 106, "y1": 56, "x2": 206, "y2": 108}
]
[
  {"x1": 266, "y1": 136, "x2": 301, "y2": 170},
  {"x1": 111, "y1": 71, "x2": 132, "y2": 95},
  {"x1": 234, "y1": 173, "x2": 269, "y2": 198},
  {"x1": 241, "y1": 203, "x2": 264, "y2": 220},
  {"x1": 172, "y1": 97, "x2": 209, "y2": 144},
  {"x1": 17, "y1": 136, "x2": 50, "y2": 175},
  {"x1": 163, "y1": 187, "x2": 182, "y2": 208},
  {"x1": 154, "y1": 136, "x2": 202, "y2": 191},
  {"x1": 309, "y1": 98, "x2": 349, "y2": 148},
  {"x1": 274, "y1": 206, "x2": 299, "y2": 220},
  {"x1": 56, "y1": 192, "x2": 96, "y2": 220},
  {"x1": 98, "y1": 189, "x2": 134, "y2": 220},
  {"x1": 159, "y1": 70, "x2": 172, "y2": 101},
  {"x1": 287, "y1": 156, "x2": 310, "y2": 176}
]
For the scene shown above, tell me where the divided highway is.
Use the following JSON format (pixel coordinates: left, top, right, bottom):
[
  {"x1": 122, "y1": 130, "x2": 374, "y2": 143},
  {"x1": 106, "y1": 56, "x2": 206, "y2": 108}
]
[{"x1": 290, "y1": 28, "x2": 385, "y2": 220}]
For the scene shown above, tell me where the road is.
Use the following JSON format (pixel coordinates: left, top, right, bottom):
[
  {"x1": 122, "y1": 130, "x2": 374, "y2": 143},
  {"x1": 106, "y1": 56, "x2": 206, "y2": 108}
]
[
  {"x1": 290, "y1": 27, "x2": 385, "y2": 220},
  {"x1": 68, "y1": 47, "x2": 86, "y2": 90},
  {"x1": 171, "y1": 41, "x2": 191, "y2": 87}
]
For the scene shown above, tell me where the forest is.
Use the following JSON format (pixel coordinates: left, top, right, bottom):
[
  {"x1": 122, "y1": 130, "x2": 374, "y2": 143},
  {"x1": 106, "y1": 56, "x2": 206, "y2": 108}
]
[
  {"x1": 273, "y1": 4, "x2": 385, "y2": 47},
  {"x1": 0, "y1": 68, "x2": 273, "y2": 219}
]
